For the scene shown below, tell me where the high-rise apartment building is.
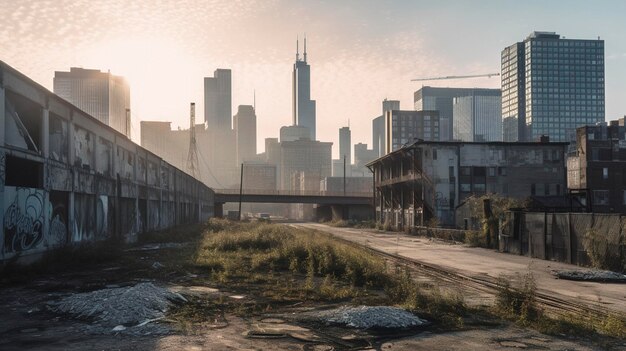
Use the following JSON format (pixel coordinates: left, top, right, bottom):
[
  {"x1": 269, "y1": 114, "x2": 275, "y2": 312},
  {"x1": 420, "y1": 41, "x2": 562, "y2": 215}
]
[
  {"x1": 339, "y1": 126, "x2": 351, "y2": 164},
  {"x1": 234, "y1": 105, "x2": 257, "y2": 165},
  {"x1": 453, "y1": 92, "x2": 502, "y2": 142},
  {"x1": 292, "y1": 38, "x2": 317, "y2": 140},
  {"x1": 204, "y1": 69, "x2": 232, "y2": 131},
  {"x1": 502, "y1": 31, "x2": 605, "y2": 142},
  {"x1": 53, "y1": 67, "x2": 130, "y2": 137},
  {"x1": 373, "y1": 99, "x2": 400, "y2": 157},
  {"x1": 385, "y1": 110, "x2": 440, "y2": 154}
]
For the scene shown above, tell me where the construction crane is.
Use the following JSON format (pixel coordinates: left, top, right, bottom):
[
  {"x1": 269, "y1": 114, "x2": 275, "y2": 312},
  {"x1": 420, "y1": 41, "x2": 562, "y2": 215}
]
[{"x1": 411, "y1": 73, "x2": 500, "y2": 82}]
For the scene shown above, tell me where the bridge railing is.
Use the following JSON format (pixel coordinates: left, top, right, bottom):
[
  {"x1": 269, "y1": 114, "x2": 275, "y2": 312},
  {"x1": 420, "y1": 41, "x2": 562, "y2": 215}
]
[{"x1": 213, "y1": 189, "x2": 373, "y2": 197}]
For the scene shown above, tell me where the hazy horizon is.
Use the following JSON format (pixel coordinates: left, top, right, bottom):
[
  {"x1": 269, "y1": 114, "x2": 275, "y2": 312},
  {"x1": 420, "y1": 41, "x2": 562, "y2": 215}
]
[{"x1": 2, "y1": 0, "x2": 626, "y2": 157}]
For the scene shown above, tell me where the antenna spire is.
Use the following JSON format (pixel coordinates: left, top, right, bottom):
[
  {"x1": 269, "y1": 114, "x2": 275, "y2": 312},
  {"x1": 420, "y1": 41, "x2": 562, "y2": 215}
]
[
  {"x1": 253, "y1": 89, "x2": 256, "y2": 111},
  {"x1": 304, "y1": 33, "x2": 306, "y2": 62},
  {"x1": 296, "y1": 36, "x2": 299, "y2": 61}
]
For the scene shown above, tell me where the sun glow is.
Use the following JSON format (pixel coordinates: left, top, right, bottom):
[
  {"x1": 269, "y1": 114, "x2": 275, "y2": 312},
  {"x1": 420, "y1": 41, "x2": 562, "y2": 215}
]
[{"x1": 78, "y1": 35, "x2": 205, "y2": 139}]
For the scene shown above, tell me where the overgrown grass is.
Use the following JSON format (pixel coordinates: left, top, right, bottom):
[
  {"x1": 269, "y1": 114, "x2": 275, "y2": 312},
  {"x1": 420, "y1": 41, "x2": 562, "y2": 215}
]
[
  {"x1": 197, "y1": 219, "x2": 389, "y2": 290},
  {"x1": 493, "y1": 271, "x2": 626, "y2": 341},
  {"x1": 192, "y1": 218, "x2": 469, "y2": 327}
]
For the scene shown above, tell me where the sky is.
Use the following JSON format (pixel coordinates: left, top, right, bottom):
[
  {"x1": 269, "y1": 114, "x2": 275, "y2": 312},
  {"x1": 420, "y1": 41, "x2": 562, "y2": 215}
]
[{"x1": 1, "y1": 0, "x2": 626, "y2": 158}]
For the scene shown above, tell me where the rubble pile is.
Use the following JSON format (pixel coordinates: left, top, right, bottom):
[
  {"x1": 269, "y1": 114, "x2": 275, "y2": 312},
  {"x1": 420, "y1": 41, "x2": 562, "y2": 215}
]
[
  {"x1": 314, "y1": 306, "x2": 427, "y2": 329},
  {"x1": 48, "y1": 282, "x2": 187, "y2": 334},
  {"x1": 554, "y1": 270, "x2": 626, "y2": 283}
]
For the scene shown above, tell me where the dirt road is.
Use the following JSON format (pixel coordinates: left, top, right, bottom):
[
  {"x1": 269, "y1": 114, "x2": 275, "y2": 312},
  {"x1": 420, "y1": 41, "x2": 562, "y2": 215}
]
[{"x1": 293, "y1": 223, "x2": 626, "y2": 315}]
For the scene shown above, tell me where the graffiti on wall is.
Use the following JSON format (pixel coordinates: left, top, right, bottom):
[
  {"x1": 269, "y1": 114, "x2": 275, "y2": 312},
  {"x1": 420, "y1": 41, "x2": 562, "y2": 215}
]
[
  {"x1": 3, "y1": 188, "x2": 45, "y2": 253},
  {"x1": 74, "y1": 126, "x2": 93, "y2": 169},
  {"x1": 2, "y1": 187, "x2": 67, "y2": 253},
  {"x1": 96, "y1": 195, "x2": 108, "y2": 238},
  {"x1": 73, "y1": 194, "x2": 95, "y2": 242}
]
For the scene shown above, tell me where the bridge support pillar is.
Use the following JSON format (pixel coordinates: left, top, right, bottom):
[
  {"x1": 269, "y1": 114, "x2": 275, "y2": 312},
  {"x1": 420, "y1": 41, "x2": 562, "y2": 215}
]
[{"x1": 215, "y1": 203, "x2": 224, "y2": 218}]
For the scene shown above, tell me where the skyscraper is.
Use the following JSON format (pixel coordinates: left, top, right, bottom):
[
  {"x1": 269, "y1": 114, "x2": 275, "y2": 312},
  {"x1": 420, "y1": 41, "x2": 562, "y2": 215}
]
[
  {"x1": 414, "y1": 87, "x2": 501, "y2": 142},
  {"x1": 292, "y1": 37, "x2": 317, "y2": 140},
  {"x1": 452, "y1": 92, "x2": 502, "y2": 142},
  {"x1": 339, "y1": 126, "x2": 351, "y2": 164},
  {"x1": 385, "y1": 110, "x2": 441, "y2": 154},
  {"x1": 53, "y1": 67, "x2": 130, "y2": 137},
  {"x1": 502, "y1": 31, "x2": 605, "y2": 142},
  {"x1": 204, "y1": 69, "x2": 232, "y2": 132},
  {"x1": 373, "y1": 99, "x2": 400, "y2": 157},
  {"x1": 234, "y1": 105, "x2": 257, "y2": 165}
]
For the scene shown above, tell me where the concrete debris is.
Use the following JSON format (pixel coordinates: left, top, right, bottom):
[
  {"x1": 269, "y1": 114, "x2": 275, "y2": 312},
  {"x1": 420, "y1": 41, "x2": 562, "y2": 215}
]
[
  {"x1": 313, "y1": 306, "x2": 427, "y2": 329},
  {"x1": 554, "y1": 270, "x2": 626, "y2": 283},
  {"x1": 48, "y1": 283, "x2": 187, "y2": 334}
]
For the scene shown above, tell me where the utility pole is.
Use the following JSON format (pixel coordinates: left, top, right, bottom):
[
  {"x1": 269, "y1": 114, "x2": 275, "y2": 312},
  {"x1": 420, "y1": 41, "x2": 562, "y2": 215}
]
[
  {"x1": 343, "y1": 155, "x2": 346, "y2": 196},
  {"x1": 238, "y1": 163, "x2": 244, "y2": 221}
]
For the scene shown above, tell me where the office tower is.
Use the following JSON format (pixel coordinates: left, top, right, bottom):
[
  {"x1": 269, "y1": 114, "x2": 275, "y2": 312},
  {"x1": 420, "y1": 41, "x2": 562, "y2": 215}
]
[
  {"x1": 53, "y1": 67, "x2": 130, "y2": 137},
  {"x1": 354, "y1": 143, "x2": 378, "y2": 168},
  {"x1": 292, "y1": 37, "x2": 317, "y2": 140},
  {"x1": 453, "y1": 93, "x2": 502, "y2": 142},
  {"x1": 204, "y1": 68, "x2": 232, "y2": 131},
  {"x1": 385, "y1": 110, "x2": 440, "y2": 154},
  {"x1": 502, "y1": 31, "x2": 605, "y2": 142},
  {"x1": 373, "y1": 99, "x2": 400, "y2": 157},
  {"x1": 339, "y1": 126, "x2": 351, "y2": 164},
  {"x1": 414, "y1": 87, "x2": 502, "y2": 142},
  {"x1": 279, "y1": 139, "x2": 332, "y2": 190},
  {"x1": 234, "y1": 105, "x2": 257, "y2": 165}
]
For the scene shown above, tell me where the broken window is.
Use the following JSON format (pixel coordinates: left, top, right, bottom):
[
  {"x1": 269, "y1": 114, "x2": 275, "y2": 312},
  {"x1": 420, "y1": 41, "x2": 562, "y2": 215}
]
[
  {"x1": 49, "y1": 113, "x2": 68, "y2": 163},
  {"x1": 5, "y1": 91, "x2": 42, "y2": 153}
]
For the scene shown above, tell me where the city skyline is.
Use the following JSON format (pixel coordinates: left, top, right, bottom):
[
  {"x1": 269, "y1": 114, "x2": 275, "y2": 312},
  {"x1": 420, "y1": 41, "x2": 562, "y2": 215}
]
[{"x1": 2, "y1": 1, "x2": 626, "y2": 157}]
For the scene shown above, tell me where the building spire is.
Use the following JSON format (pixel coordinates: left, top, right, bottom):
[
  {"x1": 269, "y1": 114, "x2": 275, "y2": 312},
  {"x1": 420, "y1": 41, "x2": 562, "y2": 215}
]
[
  {"x1": 304, "y1": 33, "x2": 306, "y2": 63},
  {"x1": 296, "y1": 36, "x2": 300, "y2": 61}
]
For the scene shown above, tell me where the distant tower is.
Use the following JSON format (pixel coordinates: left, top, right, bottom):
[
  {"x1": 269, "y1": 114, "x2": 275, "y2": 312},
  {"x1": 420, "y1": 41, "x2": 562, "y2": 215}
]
[
  {"x1": 339, "y1": 126, "x2": 351, "y2": 165},
  {"x1": 186, "y1": 103, "x2": 200, "y2": 179},
  {"x1": 292, "y1": 35, "x2": 317, "y2": 140}
]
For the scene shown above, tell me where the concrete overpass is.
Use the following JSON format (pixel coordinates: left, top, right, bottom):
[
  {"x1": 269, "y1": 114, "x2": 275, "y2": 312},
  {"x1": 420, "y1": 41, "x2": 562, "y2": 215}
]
[
  {"x1": 213, "y1": 189, "x2": 373, "y2": 220},
  {"x1": 213, "y1": 189, "x2": 372, "y2": 205}
]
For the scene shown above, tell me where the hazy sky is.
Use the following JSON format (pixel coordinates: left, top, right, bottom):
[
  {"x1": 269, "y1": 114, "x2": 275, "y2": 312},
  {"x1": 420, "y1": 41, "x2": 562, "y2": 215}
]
[{"x1": 2, "y1": 0, "x2": 625, "y2": 157}]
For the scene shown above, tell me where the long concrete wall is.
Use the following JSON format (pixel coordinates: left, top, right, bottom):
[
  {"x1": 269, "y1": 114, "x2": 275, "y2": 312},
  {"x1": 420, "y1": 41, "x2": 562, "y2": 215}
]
[{"x1": 0, "y1": 61, "x2": 215, "y2": 263}]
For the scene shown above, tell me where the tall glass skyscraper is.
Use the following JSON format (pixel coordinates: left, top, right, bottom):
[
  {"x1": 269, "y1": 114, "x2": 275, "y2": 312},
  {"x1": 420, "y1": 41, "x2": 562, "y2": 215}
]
[
  {"x1": 204, "y1": 68, "x2": 232, "y2": 132},
  {"x1": 292, "y1": 37, "x2": 317, "y2": 140},
  {"x1": 502, "y1": 32, "x2": 605, "y2": 142}
]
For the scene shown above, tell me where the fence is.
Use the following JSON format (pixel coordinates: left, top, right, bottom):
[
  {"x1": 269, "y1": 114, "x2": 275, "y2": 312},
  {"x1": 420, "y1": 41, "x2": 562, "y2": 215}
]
[{"x1": 500, "y1": 211, "x2": 624, "y2": 267}]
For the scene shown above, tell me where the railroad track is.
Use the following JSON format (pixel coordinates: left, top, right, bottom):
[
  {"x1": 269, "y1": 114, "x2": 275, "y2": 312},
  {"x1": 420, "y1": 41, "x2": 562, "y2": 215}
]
[
  {"x1": 369, "y1": 246, "x2": 611, "y2": 319},
  {"x1": 292, "y1": 224, "x2": 620, "y2": 321}
]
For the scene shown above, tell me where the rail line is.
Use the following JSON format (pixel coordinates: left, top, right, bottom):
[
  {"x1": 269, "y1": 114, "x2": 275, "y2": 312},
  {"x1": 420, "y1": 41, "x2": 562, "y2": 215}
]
[{"x1": 291, "y1": 224, "x2": 620, "y2": 321}]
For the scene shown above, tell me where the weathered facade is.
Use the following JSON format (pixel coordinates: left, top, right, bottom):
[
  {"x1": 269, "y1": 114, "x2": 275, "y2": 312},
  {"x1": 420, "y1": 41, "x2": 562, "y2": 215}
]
[
  {"x1": 567, "y1": 123, "x2": 626, "y2": 213},
  {"x1": 368, "y1": 140, "x2": 568, "y2": 228},
  {"x1": 1, "y1": 61, "x2": 214, "y2": 263}
]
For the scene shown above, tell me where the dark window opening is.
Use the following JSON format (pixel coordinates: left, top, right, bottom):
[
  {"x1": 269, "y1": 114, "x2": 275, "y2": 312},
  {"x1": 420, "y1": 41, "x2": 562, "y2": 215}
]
[
  {"x1": 5, "y1": 155, "x2": 44, "y2": 188},
  {"x1": 5, "y1": 91, "x2": 43, "y2": 153},
  {"x1": 473, "y1": 167, "x2": 486, "y2": 177}
]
